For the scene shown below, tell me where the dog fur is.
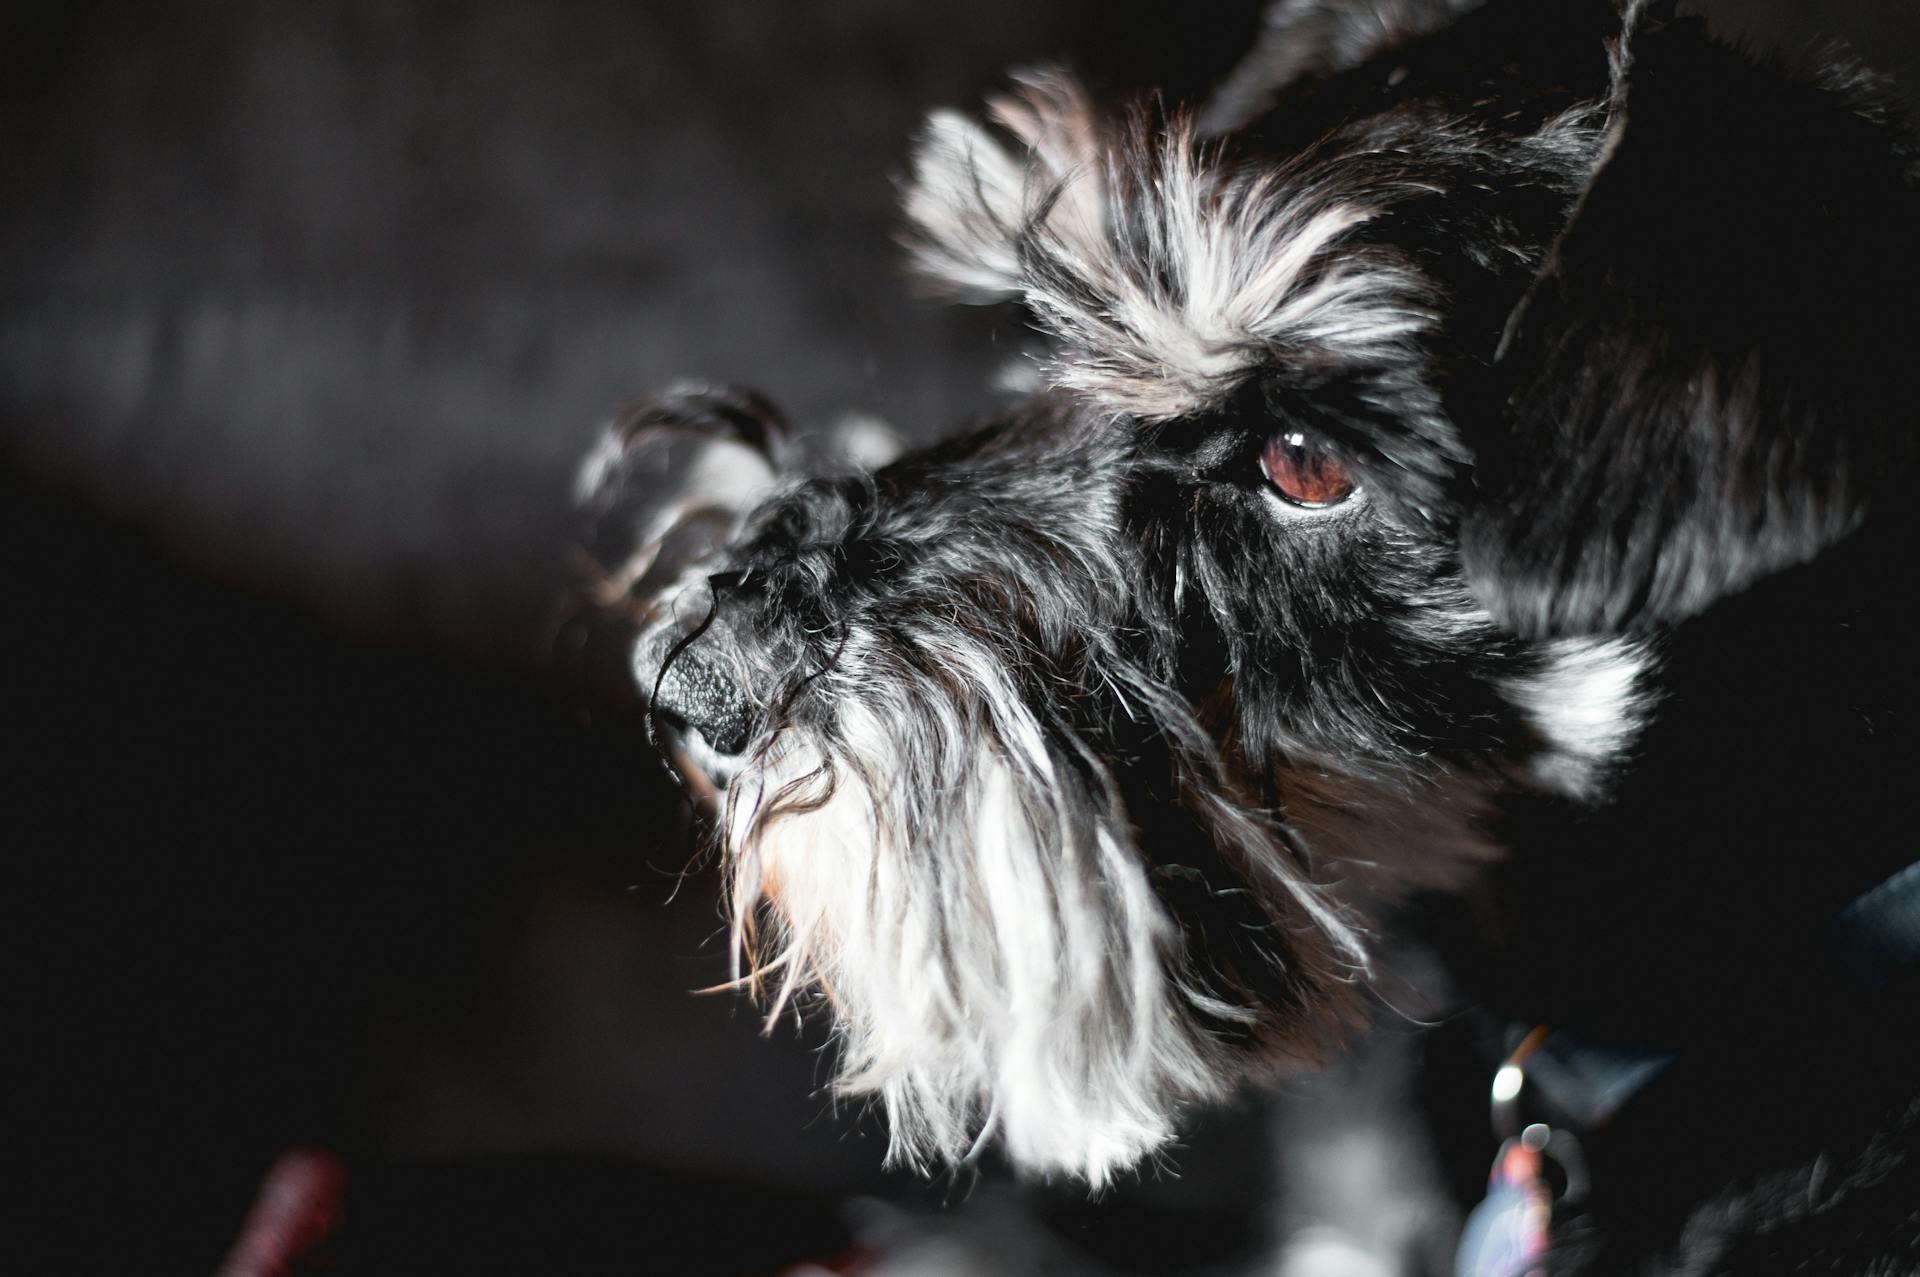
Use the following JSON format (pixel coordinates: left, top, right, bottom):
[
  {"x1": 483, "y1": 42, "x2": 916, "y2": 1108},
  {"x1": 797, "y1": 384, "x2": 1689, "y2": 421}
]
[{"x1": 587, "y1": 1, "x2": 1920, "y2": 1271}]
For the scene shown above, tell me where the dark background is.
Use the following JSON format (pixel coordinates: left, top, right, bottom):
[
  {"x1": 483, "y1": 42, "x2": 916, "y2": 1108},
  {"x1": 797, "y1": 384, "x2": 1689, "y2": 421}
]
[{"x1": 5, "y1": 2, "x2": 1916, "y2": 1273}]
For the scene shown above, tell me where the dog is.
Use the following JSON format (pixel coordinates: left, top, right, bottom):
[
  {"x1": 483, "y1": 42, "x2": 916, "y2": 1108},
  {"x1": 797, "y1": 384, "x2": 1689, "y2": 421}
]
[{"x1": 577, "y1": 1, "x2": 1920, "y2": 1271}]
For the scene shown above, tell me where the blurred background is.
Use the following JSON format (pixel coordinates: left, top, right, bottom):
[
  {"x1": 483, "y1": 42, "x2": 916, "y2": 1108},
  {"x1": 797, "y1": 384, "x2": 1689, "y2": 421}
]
[{"x1": 5, "y1": 2, "x2": 1916, "y2": 1273}]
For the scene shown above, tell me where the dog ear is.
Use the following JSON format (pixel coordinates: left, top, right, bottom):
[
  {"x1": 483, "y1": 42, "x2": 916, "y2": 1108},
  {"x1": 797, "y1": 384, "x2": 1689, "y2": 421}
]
[{"x1": 1457, "y1": 17, "x2": 1920, "y2": 637}]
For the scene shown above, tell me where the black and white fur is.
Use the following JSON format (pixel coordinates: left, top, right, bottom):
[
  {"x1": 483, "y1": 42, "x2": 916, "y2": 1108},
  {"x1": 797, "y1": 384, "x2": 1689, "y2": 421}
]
[{"x1": 588, "y1": 1, "x2": 1920, "y2": 1270}]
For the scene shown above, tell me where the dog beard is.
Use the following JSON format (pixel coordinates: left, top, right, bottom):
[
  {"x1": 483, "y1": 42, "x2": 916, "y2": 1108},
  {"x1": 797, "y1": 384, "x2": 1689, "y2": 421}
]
[{"x1": 722, "y1": 681, "x2": 1337, "y2": 1183}]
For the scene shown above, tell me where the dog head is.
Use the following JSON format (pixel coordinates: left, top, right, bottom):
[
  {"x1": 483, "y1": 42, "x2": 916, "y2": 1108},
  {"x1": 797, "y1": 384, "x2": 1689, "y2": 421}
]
[{"x1": 594, "y1": 0, "x2": 1915, "y2": 1184}]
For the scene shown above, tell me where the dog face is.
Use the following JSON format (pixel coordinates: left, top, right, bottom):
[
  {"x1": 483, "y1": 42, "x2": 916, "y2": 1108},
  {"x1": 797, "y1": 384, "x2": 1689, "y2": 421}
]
[
  {"x1": 602, "y1": 0, "x2": 1914, "y2": 1184},
  {"x1": 618, "y1": 8, "x2": 1639, "y2": 1185}
]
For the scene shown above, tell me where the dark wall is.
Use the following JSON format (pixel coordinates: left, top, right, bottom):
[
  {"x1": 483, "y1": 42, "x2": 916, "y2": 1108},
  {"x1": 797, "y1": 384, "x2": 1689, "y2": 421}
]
[{"x1": 0, "y1": 0, "x2": 1260, "y2": 668}]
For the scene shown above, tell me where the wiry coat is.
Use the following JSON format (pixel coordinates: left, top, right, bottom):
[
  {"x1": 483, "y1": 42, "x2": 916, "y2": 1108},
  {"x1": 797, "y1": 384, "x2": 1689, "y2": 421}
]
[{"x1": 588, "y1": 0, "x2": 1920, "y2": 1271}]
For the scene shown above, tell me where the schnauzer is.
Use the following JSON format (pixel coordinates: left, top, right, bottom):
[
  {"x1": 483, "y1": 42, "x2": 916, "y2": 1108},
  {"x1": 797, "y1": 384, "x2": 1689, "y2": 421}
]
[{"x1": 579, "y1": 0, "x2": 1919, "y2": 1271}]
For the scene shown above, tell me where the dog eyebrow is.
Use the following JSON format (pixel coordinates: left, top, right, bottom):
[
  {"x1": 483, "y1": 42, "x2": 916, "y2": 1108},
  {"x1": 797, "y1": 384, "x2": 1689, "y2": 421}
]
[{"x1": 904, "y1": 69, "x2": 1440, "y2": 421}]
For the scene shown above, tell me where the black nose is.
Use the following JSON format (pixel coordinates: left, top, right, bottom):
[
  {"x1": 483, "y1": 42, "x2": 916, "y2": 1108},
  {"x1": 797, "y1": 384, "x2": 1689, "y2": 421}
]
[{"x1": 635, "y1": 634, "x2": 755, "y2": 757}]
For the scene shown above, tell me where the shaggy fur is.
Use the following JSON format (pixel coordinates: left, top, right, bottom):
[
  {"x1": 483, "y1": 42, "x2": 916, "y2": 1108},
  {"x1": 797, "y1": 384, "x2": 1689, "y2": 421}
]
[{"x1": 588, "y1": 0, "x2": 1920, "y2": 1269}]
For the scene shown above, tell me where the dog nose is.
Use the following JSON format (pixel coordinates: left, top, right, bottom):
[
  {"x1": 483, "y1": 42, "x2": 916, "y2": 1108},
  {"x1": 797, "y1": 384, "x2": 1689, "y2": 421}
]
[{"x1": 635, "y1": 631, "x2": 756, "y2": 758}]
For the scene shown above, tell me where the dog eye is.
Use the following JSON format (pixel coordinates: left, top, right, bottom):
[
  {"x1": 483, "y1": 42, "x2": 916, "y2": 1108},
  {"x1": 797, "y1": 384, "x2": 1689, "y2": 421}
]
[{"x1": 1260, "y1": 431, "x2": 1356, "y2": 509}]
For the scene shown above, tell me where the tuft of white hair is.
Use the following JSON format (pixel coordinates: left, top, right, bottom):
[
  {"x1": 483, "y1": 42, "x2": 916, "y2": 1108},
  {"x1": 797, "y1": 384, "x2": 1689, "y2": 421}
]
[
  {"x1": 1508, "y1": 636, "x2": 1654, "y2": 801},
  {"x1": 902, "y1": 69, "x2": 1435, "y2": 421},
  {"x1": 725, "y1": 721, "x2": 1208, "y2": 1182}
]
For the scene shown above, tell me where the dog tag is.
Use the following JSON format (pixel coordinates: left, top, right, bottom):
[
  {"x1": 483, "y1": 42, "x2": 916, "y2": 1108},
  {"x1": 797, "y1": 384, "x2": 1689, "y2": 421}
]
[{"x1": 1455, "y1": 1136, "x2": 1552, "y2": 1277}]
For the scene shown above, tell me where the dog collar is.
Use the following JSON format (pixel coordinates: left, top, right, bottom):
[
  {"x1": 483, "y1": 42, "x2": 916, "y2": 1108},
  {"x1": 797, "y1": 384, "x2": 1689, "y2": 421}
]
[{"x1": 1456, "y1": 860, "x2": 1920, "y2": 1277}]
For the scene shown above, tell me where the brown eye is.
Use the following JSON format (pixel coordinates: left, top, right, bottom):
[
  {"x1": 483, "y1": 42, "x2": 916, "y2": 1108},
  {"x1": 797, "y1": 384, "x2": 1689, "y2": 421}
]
[{"x1": 1260, "y1": 431, "x2": 1356, "y2": 509}]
